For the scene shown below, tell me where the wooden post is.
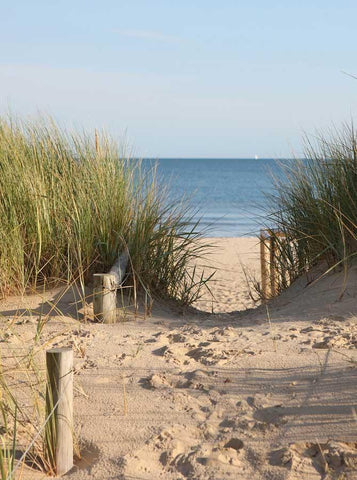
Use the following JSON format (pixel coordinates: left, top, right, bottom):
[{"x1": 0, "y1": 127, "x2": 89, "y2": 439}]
[
  {"x1": 260, "y1": 229, "x2": 269, "y2": 300},
  {"x1": 261, "y1": 228, "x2": 288, "y2": 299},
  {"x1": 270, "y1": 234, "x2": 277, "y2": 297},
  {"x1": 93, "y1": 273, "x2": 117, "y2": 323},
  {"x1": 108, "y1": 249, "x2": 129, "y2": 287},
  {"x1": 46, "y1": 348, "x2": 73, "y2": 476}
]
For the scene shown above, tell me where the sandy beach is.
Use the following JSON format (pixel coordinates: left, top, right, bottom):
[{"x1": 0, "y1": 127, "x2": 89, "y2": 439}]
[
  {"x1": 193, "y1": 237, "x2": 261, "y2": 313},
  {"x1": 2, "y1": 237, "x2": 357, "y2": 479}
]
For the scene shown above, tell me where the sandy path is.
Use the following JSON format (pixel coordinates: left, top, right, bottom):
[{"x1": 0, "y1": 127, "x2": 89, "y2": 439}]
[
  {"x1": 1, "y1": 237, "x2": 357, "y2": 479},
  {"x1": 193, "y1": 237, "x2": 261, "y2": 313}
]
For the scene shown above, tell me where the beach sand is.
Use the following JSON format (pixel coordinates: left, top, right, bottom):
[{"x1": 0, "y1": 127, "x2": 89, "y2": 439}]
[
  {"x1": 193, "y1": 237, "x2": 261, "y2": 313},
  {"x1": 1, "y1": 237, "x2": 357, "y2": 479}
]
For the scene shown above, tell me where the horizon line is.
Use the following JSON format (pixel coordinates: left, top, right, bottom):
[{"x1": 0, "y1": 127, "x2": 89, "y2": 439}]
[{"x1": 139, "y1": 156, "x2": 302, "y2": 160}]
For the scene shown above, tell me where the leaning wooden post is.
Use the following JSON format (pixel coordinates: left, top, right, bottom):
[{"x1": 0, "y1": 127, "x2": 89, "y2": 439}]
[
  {"x1": 93, "y1": 273, "x2": 117, "y2": 323},
  {"x1": 46, "y1": 348, "x2": 73, "y2": 476},
  {"x1": 260, "y1": 229, "x2": 269, "y2": 300}
]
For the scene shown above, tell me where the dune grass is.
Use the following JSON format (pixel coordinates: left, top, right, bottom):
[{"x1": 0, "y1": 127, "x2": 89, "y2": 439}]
[
  {"x1": 266, "y1": 123, "x2": 357, "y2": 289},
  {"x1": 0, "y1": 317, "x2": 49, "y2": 477},
  {"x1": 0, "y1": 115, "x2": 212, "y2": 306},
  {"x1": 0, "y1": 294, "x2": 84, "y2": 478}
]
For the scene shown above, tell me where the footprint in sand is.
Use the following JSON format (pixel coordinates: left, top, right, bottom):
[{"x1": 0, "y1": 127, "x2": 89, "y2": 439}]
[
  {"x1": 154, "y1": 324, "x2": 261, "y2": 367},
  {"x1": 253, "y1": 404, "x2": 288, "y2": 427},
  {"x1": 202, "y1": 445, "x2": 242, "y2": 467},
  {"x1": 297, "y1": 317, "x2": 357, "y2": 350},
  {"x1": 270, "y1": 441, "x2": 357, "y2": 478}
]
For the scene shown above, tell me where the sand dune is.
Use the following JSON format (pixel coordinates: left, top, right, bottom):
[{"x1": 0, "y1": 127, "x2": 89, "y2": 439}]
[{"x1": 1, "y1": 237, "x2": 357, "y2": 479}]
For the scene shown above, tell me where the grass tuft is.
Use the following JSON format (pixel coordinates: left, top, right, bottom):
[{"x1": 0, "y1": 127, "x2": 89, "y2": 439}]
[
  {"x1": 265, "y1": 123, "x2": 357, "y2": 288},
  {"x1": 0, "y1": 114, "x2": 212, "y2": 306}
]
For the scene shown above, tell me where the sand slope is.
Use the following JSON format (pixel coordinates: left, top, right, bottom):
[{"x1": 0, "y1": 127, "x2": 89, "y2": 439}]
[{"x1": 1, "y1": 237, "x2": 357, "y2": 479}]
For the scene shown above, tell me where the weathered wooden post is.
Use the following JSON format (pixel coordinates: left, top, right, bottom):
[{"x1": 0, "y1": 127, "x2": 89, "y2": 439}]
[
  {"x1": 93, "y1": 249, "x2": 129, "y2": 323},
  {"x1": 269, "y1": 233, "x2": 277, "y2": 297},
  {"x1": 260, "y1": 229, "x2": 269, "y2": 300},
  {"x1": 261, "y1": 228, "x2": 289, "y2": 299},
  {"x1": 46, "y1": 348, "x2": 73, "y2": 476},
  {"x1": 93, "y1": 273, "x2": 117, "y2": 323}
]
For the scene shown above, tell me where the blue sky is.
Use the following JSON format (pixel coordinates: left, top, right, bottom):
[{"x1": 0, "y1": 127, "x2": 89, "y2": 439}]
[{"x1": 1, "y1": 0, "x2": 357, "y2": 157}]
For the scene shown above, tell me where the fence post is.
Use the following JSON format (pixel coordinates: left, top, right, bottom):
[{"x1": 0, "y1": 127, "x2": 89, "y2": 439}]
[
  {"x1": 260, "y1": 229, "x2": 269, "y2": 300},
  {"x1": 93, "y1": 273, "x2": 117, "y2": 323},
  {"x1": 269, "y1": 233, "x2": 277, "y2": 297},
  {"x1": 46, "y1": 348, "x2": 73, "y2": 476}
]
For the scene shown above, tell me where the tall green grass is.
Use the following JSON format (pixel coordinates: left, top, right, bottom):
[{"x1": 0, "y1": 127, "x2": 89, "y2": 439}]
[
  {"x1": 0, "y1": 115, "x2": 212, "y2": 305},
  {"x1": 266, "y1": 124, "x2": 357, "y2": 285}
]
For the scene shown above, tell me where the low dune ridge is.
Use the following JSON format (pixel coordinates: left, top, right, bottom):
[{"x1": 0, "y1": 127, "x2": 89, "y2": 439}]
[{"x1": 1, "y1": 237, "x2": 357, "y2": 479}]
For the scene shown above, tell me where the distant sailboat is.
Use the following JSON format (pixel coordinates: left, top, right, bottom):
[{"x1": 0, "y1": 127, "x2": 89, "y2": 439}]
[{"x1": 255, "y1": 154, "x2": 259, "y2": 160}]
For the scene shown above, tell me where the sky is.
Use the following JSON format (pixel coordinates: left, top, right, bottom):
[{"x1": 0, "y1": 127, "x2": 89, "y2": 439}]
[{"x1": 1, "y1": 0, "x2": 357, "y2": 158}]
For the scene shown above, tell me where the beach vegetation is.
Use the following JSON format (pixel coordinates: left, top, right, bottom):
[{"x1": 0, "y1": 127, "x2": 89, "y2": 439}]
[
  {"x1": 266, "y1": 123, "x2": 357, "y2": 291},
  {"x1": 0, "y1": 115, "x2": 212, "y2": 306}
]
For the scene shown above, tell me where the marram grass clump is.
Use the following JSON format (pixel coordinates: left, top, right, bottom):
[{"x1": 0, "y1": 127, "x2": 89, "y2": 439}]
[
  {"x1": 266, "y1": 124, "x2": 357, "y2": 286},
  {"x1": 0, "y1": 115, "x2": 212, "y2": 305}
]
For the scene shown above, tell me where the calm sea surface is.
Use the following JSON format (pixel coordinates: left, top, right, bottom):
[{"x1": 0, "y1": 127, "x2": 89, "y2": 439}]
[{"x1": 143, "y1": 158, "x2": 289, "y2": 237}]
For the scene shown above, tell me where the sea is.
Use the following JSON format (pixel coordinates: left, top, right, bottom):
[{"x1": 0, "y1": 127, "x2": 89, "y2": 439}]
[{"x1": 143, "y1": 158, "x2": 289, "y2": 238}]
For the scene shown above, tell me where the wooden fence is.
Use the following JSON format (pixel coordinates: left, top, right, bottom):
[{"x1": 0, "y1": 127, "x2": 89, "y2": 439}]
[{"x1": 260, "y1": 228, "x2": 289, "y2": 300}]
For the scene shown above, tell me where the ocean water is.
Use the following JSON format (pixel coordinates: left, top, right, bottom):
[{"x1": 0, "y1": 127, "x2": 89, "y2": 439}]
[{"x1": 143, "y1": 158, "x2": 288, "y2": 237}]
